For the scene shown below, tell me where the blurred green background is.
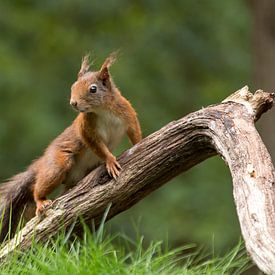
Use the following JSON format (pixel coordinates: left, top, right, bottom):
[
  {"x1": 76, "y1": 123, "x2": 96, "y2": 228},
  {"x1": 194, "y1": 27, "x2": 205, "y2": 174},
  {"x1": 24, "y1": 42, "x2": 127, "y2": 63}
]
[{"x1": 0, "y1": 0, "x2": 272, "y2": 255}]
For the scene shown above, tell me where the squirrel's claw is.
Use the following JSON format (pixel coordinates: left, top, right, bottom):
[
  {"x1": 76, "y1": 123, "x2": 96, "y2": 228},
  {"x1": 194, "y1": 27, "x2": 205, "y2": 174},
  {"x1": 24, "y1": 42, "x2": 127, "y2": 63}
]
[
  {"x1": 106, "y1": 157, "x2": 121, "y2": 179},
  {"x1": 36, "y1": 199, "x2": 53, "y2": 218}
]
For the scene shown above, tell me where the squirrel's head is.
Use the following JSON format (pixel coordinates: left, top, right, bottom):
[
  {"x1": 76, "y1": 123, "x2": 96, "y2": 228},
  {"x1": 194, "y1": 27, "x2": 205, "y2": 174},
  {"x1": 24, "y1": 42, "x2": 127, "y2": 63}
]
[{"x1": 70, "y1": 52, "x2": 118, "y2": 113}]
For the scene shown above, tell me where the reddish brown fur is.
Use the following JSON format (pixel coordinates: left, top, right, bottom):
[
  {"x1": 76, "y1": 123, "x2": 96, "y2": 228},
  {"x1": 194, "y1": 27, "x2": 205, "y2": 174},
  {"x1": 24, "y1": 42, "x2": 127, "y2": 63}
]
[
  {"x1": 0, "y1": 53, "x2": 141, "y2": 240},
  {"x1": 26, "y1": 53, "x2": 142, "y2": 215}
]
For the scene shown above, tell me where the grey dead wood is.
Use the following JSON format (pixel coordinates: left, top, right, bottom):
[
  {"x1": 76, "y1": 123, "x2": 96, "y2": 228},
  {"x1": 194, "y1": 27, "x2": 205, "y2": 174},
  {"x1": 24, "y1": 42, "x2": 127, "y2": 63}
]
[{"x1": 0, "y1": 86, "x2": 275, "y2": 274}]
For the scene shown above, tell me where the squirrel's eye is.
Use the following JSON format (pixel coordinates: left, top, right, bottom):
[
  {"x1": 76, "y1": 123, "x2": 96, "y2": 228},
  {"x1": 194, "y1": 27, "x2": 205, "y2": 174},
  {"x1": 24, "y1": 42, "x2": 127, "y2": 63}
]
[{"x1": 89, "y1": 84, "x2": 97, "y2": 93}]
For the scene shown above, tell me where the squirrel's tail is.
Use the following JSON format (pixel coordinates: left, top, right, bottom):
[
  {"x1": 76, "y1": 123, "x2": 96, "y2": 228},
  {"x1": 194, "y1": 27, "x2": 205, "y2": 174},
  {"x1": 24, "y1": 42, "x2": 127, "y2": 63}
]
[{"x1": 0, "y1": 170, "x2": 35, "y2": 242}]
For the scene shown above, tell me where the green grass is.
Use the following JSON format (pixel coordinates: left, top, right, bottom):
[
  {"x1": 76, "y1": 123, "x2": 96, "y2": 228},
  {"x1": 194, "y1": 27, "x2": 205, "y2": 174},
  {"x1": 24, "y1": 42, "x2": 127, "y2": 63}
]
[
  {"x1": 0, "y1": 206, "x2": 252, "y2": 274},
  {"x1": 0, "y1": 224, "x2": 251, "y2": 275}
]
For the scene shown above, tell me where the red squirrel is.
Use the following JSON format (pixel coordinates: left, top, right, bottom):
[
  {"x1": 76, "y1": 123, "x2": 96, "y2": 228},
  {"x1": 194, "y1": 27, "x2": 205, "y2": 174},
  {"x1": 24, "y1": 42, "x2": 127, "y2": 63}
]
[{"x1": 0, "y1": 52, "x2": 142, "y2": 241}]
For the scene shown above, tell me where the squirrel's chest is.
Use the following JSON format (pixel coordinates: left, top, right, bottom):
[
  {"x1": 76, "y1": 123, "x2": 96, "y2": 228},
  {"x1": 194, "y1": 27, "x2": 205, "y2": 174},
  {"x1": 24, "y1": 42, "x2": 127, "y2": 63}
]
[
  {"x1": 96, "y1": 111, "x2": 126, "y2": 150},
  {"x1": 63, "y1": 112, "x2": 126, "y2": 187}
]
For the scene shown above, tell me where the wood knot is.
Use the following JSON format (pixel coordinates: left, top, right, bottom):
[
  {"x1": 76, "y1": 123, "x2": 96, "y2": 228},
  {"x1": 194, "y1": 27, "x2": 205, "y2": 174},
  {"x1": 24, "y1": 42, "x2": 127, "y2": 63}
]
[
  {"x1": 247, "y1": 164, "x2": 256, "y2": 178},
  {"x1": 251, "y1": 213, "x2": 258, "y2": 223}
]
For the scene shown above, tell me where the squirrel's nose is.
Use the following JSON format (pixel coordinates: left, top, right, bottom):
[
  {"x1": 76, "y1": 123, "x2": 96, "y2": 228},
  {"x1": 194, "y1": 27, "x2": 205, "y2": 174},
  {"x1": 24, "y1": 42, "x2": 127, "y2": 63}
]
[{"x1": 70, "y1": 100, "x2": 78, "y2": 107}]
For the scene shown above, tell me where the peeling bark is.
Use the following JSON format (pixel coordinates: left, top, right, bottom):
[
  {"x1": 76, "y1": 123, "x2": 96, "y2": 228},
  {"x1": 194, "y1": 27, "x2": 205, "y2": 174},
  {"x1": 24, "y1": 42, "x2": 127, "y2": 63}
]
[{"x1": 0, "y1": 86, "x2": 275, "y2": 274}]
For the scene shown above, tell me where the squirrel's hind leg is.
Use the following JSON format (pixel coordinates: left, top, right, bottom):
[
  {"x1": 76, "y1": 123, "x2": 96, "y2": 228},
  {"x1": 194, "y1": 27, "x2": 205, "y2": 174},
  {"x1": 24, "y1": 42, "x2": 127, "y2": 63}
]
[{"x1": 33, "y1": 153, "x2": 74, "y2": 217}]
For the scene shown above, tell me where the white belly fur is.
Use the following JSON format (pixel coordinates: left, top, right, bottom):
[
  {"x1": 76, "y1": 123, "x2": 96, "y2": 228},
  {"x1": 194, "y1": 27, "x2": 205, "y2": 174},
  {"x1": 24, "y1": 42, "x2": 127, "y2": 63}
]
[
  {"x1": 65, "y1": 149, "x2": 100, "y2": 187},
  {"x1": 65, "y1": 110, "x2": 126, "y2": 187}
]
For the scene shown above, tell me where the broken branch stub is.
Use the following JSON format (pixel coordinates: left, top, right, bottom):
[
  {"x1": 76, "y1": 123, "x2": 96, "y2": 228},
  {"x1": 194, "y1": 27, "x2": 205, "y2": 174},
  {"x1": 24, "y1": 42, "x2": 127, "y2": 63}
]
[
  {"x1": 223, "y1": 85, "x2": 274, "y2": 121},
  {"x1": 0, "y1": 86, "x2": 275, "y2": 274}
]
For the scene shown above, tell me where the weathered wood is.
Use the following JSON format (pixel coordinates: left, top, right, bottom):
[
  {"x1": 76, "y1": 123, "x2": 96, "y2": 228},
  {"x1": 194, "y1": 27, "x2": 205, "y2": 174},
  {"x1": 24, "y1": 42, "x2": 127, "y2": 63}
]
[{"x1": 0, "y1": 86, "x2": 275, "y2": 274}]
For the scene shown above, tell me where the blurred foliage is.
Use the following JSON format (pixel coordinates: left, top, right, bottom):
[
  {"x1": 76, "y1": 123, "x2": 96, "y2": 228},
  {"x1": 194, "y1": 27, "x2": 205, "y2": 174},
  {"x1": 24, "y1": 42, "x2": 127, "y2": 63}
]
[{"x1": 0, "y1": 0, "x2": 251, "y2": 252}]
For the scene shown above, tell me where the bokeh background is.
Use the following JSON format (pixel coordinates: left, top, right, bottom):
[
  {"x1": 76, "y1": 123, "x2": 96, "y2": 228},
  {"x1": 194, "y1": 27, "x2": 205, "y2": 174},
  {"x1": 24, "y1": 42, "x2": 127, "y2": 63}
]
[{"x1": 0, "y1": 0, "x2": 274, "y2": 260}]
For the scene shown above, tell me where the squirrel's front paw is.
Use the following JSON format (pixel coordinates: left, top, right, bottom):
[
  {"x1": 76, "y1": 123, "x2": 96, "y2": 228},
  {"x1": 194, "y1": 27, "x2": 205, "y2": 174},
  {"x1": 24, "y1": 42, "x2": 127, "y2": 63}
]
[{"x1": 106, "y1": 156, "x2": 121, "y2": 179}]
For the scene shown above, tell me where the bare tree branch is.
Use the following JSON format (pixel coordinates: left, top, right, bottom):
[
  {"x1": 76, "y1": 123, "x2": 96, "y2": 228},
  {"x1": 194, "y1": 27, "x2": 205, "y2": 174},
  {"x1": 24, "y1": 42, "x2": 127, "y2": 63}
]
[{"x1": 0, "y1": 86, "x2": 275, "y2": 274}]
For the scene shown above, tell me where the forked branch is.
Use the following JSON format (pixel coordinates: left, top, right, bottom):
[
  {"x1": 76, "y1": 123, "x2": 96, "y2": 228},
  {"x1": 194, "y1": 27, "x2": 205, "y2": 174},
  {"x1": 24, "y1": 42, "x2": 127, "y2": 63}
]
[{"x1": 1, "y1": 86, "x2": 275, "y2": 274}]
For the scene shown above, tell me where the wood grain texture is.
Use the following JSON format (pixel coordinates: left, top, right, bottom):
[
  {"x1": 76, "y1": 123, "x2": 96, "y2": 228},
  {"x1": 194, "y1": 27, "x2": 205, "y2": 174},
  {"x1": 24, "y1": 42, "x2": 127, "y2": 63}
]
[{"x1": 1, "y1": 86, "x2": 275, "y2": 274}]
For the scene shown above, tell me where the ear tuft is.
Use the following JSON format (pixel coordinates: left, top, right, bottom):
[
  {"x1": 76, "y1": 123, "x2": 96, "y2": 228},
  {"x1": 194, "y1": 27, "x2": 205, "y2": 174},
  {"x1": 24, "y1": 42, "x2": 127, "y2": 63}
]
[
  {"x1": 98, "y1": 51, "x2": 119, "y2": 81},
  {"x1": 101, "y1": 51, "x2": 119, "y2": 69},
  {"x1": 78, "y1": 54, "x2": 91, "y2": 78}
]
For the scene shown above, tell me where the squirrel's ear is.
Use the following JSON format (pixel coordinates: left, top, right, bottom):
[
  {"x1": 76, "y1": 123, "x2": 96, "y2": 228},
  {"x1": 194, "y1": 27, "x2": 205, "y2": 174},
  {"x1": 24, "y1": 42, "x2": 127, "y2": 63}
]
[
  {"x1": 78, "y1": 54, "x2": 90, "y2": 78},
  {"x1": 98, "y1": 51, "x2": 118, "y2": 80},
  {"x1": 98, "y1": 66, "x2": 109, "y2": 81}
]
